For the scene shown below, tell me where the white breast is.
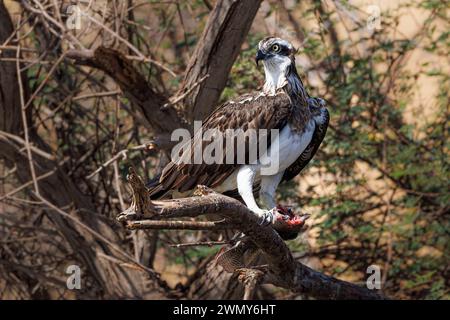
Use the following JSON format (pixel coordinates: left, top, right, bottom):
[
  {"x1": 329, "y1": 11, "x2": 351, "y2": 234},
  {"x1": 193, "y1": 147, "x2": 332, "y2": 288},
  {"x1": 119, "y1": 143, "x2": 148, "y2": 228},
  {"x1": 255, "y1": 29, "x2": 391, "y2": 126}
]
[
  {"x1": 214, "y1": 120, "x2": 315, "y2": 193},
  {"x1": 259, "y1": 120, "x2": 315, "y2": 174}
]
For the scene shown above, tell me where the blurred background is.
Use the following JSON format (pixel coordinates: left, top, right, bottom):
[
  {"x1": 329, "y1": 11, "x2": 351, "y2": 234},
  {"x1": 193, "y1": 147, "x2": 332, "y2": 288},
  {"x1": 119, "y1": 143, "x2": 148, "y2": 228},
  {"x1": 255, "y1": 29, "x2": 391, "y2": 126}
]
[{"x1": 0, "y1": 0, "x2": 448, "y2": 299}]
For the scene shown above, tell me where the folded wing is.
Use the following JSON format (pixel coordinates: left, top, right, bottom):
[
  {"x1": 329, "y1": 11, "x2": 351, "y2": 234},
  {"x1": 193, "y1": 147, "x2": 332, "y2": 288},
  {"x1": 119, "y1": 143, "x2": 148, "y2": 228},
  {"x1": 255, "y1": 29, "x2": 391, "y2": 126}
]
[{"x1": 148, "y1": 92, "x2": 293, "y2": 199}]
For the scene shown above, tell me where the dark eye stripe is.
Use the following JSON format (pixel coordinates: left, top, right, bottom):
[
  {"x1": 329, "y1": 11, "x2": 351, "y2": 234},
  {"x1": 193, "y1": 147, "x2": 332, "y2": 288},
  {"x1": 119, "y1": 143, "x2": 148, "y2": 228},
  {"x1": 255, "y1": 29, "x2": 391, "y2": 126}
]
[
  {"x1": 265, "y1": 41, "x2": 291, "y2": 56},
  {"x1": 277, "y1": 45, "x2": 290, "y2": 56}
]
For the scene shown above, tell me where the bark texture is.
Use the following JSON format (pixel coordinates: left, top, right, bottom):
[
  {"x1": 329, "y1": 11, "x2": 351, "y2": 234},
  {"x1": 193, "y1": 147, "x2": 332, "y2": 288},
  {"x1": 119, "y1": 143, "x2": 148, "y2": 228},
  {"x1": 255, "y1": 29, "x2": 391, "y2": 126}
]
[{"x1": 179, "y1": 0, "x2": 263, "y2": 122}]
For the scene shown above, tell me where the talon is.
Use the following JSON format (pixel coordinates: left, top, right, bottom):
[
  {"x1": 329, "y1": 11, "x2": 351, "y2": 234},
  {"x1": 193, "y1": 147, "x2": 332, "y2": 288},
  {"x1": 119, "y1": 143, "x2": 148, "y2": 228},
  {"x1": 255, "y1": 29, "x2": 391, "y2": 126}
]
[{"x1": 257, "y1": 209, "x2": 275, "y2": 226}]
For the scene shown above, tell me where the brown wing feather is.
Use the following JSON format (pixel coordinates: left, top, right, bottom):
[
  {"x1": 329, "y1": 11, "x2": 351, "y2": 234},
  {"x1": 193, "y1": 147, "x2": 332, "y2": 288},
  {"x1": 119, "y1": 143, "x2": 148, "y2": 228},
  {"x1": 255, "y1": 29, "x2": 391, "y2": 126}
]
[{"x1": 149, "y1": 92, "x2": 292, "y2": 199}]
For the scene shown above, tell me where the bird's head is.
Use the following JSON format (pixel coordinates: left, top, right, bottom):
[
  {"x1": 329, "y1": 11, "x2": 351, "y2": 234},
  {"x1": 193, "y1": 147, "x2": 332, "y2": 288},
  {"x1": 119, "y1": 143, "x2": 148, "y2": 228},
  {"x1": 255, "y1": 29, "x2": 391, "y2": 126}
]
[
  {"x1": 255, "y1": 37, "x2": 296, "y2": 66},
  {"x1": 255, "y1": 37, "x2": 298, "y2": 93}
]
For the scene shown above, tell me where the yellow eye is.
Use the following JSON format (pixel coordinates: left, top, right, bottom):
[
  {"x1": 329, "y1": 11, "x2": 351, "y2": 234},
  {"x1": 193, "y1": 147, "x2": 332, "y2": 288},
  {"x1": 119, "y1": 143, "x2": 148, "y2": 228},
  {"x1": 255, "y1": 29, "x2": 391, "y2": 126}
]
[{"x1": 271, "y1": 44, "x2": 280, "y2": 52}]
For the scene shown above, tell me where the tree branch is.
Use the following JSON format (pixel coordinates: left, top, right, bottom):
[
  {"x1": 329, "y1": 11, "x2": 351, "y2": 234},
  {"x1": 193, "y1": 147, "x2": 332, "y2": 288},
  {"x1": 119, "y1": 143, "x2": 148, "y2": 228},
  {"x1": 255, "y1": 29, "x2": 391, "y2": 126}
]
[
  {"x1": 180, "y1": 0, "x2": 263, "y2": 122},
  {"x1": 118, "y1": 168, "x2": 387, "y2": 300},
  {"x1": 237, "y1": 268, "x2": 266, "y2": 300},
  {"x1": 126, "y1": 219, "x2": 233, "y2": 231},
  {"x1": 66, "y1": 47, "x2": 186, "y2": 139}
]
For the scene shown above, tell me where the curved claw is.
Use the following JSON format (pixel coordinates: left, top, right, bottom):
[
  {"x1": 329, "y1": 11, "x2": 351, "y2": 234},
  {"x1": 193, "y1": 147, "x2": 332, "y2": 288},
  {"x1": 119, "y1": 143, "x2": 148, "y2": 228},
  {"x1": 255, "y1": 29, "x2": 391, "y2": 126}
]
[{"x1": 258, "y1": 209, "x2": 276, "y2": 226}]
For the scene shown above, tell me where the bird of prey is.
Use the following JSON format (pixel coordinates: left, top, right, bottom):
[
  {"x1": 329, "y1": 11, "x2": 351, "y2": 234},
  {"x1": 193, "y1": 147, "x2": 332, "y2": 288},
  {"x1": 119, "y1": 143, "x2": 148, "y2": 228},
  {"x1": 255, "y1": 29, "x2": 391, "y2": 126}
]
[{"x1": 147, "y1": 37, "x2": 329, "y2": 226}]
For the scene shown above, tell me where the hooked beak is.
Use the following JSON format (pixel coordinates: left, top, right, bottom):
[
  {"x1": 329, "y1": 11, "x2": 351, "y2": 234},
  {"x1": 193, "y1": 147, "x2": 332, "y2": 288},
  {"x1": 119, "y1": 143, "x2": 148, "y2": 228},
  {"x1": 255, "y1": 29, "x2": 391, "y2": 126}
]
[{"x1": 255, "y1": 49, "x2": 267, "y2": 66}]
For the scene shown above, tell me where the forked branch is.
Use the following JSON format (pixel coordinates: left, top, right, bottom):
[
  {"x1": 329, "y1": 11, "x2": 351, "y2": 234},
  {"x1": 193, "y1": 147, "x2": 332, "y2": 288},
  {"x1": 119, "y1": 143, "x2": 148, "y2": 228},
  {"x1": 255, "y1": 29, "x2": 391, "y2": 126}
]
[{"x1": 118, "y1": 168, "x2": 387, "y2": 300}]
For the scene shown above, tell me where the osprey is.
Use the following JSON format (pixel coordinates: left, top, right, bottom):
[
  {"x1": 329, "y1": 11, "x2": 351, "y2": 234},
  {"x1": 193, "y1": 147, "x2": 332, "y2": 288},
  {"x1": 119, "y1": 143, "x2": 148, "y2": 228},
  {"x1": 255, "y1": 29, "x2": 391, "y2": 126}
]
[{"x1": 148, "y1": 37, "x2": 329, "y2": 226}]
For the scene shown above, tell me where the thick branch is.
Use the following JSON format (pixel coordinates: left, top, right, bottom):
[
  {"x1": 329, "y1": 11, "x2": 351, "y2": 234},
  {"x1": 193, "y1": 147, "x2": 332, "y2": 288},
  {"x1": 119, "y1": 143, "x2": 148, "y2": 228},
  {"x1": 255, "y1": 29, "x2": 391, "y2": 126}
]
[
  {"x1": 180, "y1": 0, "x2": 263, "y2": 121},
  {"x1": 118, "y1": 170, "x2": 387, "y2": 300},
  {"x1": 66, "y1": 47, "x2": 186, "y2": 138},
  {"x1": 126, "y1": 219, "x2": 232, "y2": 231}
]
